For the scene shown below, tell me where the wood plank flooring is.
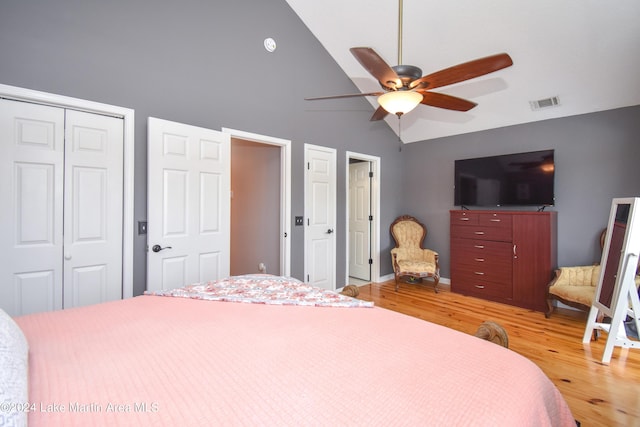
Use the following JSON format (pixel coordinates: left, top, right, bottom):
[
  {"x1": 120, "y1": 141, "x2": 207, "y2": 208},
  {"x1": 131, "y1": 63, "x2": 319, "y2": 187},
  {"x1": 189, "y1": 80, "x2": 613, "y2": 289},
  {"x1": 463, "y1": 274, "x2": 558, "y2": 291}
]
[{"x1": 357, "y1": 280, "x2": 640, "y2": 427}]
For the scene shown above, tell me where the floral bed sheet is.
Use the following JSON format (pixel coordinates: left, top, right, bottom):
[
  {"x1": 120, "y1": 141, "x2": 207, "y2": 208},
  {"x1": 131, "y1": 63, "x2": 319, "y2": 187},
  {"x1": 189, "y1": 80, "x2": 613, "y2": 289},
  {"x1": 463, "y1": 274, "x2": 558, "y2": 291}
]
[{"x1": 144, "y1": 274, "x2": 374, "y2": 308}]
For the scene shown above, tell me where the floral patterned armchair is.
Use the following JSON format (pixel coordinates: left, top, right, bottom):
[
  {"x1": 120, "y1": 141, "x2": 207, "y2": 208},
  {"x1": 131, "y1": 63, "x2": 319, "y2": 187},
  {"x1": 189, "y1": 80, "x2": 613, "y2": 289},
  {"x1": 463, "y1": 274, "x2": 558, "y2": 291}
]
[{"x1": 390, "y1": 215, "x2": 440, "y2": 292}]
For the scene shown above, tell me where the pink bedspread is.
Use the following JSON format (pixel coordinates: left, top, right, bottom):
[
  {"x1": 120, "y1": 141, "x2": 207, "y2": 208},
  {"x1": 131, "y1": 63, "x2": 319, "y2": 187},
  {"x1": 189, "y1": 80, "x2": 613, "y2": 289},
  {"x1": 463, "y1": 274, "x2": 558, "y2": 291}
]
[{"x1": 15, "y1": 295, "x2": 575, "y2": 426}]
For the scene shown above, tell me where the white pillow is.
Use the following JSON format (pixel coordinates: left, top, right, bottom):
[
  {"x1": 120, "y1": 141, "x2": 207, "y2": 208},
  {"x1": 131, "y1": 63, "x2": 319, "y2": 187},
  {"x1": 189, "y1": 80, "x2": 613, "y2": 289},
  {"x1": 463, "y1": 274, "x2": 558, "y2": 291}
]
[{"x1": 0, "y1": 309, "x2": 29, "y2": 427}]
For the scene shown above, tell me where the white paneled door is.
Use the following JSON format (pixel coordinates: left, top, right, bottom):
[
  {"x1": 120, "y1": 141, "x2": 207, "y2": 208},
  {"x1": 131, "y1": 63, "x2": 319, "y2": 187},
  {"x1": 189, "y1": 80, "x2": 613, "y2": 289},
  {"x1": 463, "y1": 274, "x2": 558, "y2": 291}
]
[
  {"x1": 0, "y1": 99, "x2": 124, "y2": 316},
  {"x1": 63, "y1": 110, "x2": 123, "y2": 308},
  {"x1": 146, "y1": 118, "x2": 230, "y2": 291},
  {"x1": 348, "y1": 161, "x2": 371, "y2": 281},
  {"x1": 304, "y1": 144, "x2": 336, "y2": 290}
]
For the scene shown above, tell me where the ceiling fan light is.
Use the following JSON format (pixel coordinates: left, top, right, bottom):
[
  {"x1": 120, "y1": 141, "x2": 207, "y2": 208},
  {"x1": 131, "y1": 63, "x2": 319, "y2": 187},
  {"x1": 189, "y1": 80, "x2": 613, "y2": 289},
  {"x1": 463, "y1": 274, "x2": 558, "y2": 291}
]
[{"x1": 378, "y1": 91, "x2": 422, "y2": 116}]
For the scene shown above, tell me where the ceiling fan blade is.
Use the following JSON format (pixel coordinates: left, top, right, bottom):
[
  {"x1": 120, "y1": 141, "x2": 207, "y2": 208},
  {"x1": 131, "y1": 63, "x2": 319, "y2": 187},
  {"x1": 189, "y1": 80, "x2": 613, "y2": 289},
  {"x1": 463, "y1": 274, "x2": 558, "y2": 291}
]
[
  {"x1": 369, "y1": 106, "x2": 389, "y2": 121},
  {"x1": 419, "y1": 91, "x2": 477, "y2": 111},
  {"x1": 305, "y1": 91, "x2": 383, "y2": 101},
  {"x1": 350, "y1": 47, "x2": 401, "y2": 90},
  {"x1": 410, "y1": 53, "x2": 513, "y2": 90}
]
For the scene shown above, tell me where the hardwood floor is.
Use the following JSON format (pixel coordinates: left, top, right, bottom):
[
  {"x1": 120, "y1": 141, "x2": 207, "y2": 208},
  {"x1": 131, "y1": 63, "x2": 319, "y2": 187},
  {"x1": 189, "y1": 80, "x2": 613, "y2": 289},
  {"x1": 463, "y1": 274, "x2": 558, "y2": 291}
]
[{"x1": 357, "y1": 280, "x2": 640, "y2": 427}]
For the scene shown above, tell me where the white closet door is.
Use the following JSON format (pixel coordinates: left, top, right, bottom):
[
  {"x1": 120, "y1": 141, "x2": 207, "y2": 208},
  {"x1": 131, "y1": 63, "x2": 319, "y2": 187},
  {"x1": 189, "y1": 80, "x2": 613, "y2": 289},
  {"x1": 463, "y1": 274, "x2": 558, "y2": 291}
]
[
  {"x1": 0, "y1": 99, "x2": 65, "y2": 316},
  {"x1": 304, "y1": 144, "x2": 336, "y2": 291},
  {"x1": 63, "y1": 110, "x2": 124, "y2": 308},
  {"x1": 0, "y1": 100, "x2": 124, "y2": 316},
  {"x1": 349, "y1": 161, "x2": 371, "y2": 281}
]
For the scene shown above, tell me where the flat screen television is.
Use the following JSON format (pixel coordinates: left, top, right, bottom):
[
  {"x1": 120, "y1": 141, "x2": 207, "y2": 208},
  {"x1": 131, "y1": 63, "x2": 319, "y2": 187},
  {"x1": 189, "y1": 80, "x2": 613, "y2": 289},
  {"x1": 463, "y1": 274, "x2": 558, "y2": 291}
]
[{"x1": 454, "y1": 149, "x2": 555, "y2": 207}]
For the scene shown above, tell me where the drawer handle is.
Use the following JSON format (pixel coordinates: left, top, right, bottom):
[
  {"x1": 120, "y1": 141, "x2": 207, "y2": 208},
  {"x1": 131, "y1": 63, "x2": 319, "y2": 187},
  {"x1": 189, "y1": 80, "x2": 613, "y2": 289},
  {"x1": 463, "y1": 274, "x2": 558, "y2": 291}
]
[
  {"x1": 474, "y1": 285, "x2": 485, "y2": 289},
  {"x1": 474, "y1": 245, "x2": 485, "y2": 249},
  {"x1": 474, "y1": 231, "x2": 485, "y2": 235},
  {"x1": 490, "y1": 219, "x2": 501, "y2": 222},
  {"x1": 459, "y1": 217, "x2": 470, "y2": 221},
  {"x1": 474, "y1": 258, "x2": 485, "y2": 262},
  {"x1": 474, "y1": 271, "x2": 485, "y2": 275}
]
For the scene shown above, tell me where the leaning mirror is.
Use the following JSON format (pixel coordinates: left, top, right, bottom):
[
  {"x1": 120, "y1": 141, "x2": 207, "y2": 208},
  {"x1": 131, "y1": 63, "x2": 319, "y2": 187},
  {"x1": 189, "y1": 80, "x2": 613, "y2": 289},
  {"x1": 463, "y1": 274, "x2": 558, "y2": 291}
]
[
  {"x1": 596, "y1": 203, "x2": 630, "y2": 311},
  {"x1": 583, "y1": 197, "x2": 640, "y2": 363}
]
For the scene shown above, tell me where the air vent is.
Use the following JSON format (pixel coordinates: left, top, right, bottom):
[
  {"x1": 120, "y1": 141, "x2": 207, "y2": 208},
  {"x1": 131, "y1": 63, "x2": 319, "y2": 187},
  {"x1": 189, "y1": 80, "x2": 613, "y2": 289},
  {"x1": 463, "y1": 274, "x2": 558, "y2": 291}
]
[{"x1": 529, "y1": 96, "x2": 560, "y2": 111}]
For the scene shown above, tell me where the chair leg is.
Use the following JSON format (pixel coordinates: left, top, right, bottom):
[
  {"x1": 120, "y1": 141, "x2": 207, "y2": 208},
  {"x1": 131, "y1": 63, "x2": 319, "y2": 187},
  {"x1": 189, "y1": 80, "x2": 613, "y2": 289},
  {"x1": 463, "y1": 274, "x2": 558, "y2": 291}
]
[
  {"x1": 394, "y1": 274, "x2": 400, "y2": 292},
  {"x1": 433, "y1": 276, "x2": 439, "y2": 294},
  {"x1": 545, "y1": 297, "x2": 554, "y2": 318}
]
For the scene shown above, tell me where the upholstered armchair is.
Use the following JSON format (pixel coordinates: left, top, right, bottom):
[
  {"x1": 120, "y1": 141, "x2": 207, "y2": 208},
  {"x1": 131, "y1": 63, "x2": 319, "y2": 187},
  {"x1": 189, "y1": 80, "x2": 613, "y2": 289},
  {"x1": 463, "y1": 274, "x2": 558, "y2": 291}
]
[
  {"x1": 390, "y1": 215, "x2": 440, "y2": 292},
  {"x1": 545, "y1": 265, "x2": 601, "y2": 318},
  {"x1": 546, "y1": 227, "x2": 640, "y2": 318}
]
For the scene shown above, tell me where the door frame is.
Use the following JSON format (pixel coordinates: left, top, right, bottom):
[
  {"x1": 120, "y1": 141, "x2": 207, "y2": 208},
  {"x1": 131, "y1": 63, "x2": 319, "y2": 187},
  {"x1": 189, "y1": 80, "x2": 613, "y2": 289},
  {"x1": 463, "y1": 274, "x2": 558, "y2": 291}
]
[
  {"x1": 221, "y1": 127, "x2": 291, "y2": 276},
  {"x1": 0, "y1": 83, "x2": 135, "y2": 298},
  {"x1": 345, "y1": 151, "x2": 381, "y2": 284}
]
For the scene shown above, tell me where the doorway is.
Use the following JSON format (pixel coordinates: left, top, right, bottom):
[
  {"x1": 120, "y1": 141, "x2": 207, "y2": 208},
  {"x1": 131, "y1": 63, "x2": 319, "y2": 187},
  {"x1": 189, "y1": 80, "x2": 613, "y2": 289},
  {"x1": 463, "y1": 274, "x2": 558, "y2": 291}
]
[
  {"x1": 346, "y1": 152, "x2": 380, "y2": 286},
  {"x1": 230, "y1": 138, "x2": 280, "y2": 276},
  {"x1": 222, "y1": 128, "x2": 291, "y2": 277}
]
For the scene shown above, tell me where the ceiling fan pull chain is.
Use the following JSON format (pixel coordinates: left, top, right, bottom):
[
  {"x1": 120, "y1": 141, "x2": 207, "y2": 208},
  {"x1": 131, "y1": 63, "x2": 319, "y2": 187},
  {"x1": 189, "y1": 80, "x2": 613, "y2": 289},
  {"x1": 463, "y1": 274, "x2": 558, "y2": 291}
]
[{"x1": 398, "y1": 115, "x2": 403, "y2": 152}]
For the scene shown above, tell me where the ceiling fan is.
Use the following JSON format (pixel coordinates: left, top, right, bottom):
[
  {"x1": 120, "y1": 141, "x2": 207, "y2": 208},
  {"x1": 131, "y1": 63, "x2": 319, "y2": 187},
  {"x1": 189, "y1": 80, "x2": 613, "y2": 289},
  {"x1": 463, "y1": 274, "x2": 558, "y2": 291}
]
[{"x1": 305, "y1": 0, "x2": 514, "y2": 121}]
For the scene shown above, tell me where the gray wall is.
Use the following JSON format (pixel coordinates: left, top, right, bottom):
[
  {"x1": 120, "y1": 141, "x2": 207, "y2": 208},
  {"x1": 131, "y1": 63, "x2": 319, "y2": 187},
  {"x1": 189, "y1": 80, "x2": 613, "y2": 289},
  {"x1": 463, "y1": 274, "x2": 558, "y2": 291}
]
[
  {"x1": 2, "y1": 0, "x2": 638, "y2": 291},
  {"x1": 0, "y1": 0, "x2": 405, "y2": 294},
  {"x1": 401, "y1": 106, "x2": 640, "y2": 278}
]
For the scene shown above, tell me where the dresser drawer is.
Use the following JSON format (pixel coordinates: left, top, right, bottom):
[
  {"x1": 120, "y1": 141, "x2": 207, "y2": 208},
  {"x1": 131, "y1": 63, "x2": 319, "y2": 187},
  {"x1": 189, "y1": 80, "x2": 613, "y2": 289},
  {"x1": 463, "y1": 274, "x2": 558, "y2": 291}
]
[
  {"x1": 450, "y1": 224, "x2": 512, "y2": 242},
  {"x1": 450, "y1": 211, "x2": 478, "y2": 225},
  {"x1": 477, "y1": 212, "x2": 512, "y2": 228},
  {"x1": 450, "y1": 272, "x2": 513, "y2": 299},
  {"x1": 451, "y1": 264, "x2": 512, "y2": 285},
  {"x1": 451, "y1": 239, "x2": 513, "y2": 271},
  {"x1": 451, "y1": 238, "x2": 512, "y2": 259}
]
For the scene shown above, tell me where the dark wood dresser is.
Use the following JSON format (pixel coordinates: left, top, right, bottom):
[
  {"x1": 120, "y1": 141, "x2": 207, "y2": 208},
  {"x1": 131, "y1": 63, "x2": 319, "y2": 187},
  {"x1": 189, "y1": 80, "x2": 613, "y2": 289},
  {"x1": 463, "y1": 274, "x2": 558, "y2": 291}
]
[{"x1": 450, "y1": 210, "x2": 557, "y2": 311}]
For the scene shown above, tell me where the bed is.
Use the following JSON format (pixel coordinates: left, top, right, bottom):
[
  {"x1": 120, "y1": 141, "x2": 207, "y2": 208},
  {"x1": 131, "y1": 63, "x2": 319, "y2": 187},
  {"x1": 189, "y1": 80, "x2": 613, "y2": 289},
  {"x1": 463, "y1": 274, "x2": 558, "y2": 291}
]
[{"x1": 3, "y1": 274, "x2": 575, "y2": 426}]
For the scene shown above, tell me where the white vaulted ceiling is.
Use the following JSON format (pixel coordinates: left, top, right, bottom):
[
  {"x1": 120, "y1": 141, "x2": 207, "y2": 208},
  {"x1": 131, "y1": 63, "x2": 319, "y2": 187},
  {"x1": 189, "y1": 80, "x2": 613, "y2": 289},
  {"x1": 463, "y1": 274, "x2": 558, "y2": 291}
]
[{"x1": 286, "y1": 0, "x2": 640, "y2": 143}]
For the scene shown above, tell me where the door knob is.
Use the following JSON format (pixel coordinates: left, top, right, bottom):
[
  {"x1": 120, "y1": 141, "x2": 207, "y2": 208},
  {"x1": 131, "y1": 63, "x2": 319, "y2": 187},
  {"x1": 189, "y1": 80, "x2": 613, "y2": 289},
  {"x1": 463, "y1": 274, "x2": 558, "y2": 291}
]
[
  {"x1": 151, "y1": 244, "x2": 172, "y2": 253},
  {"x1": 326, "y1": 229, "x2": 334, "y2": 234}
]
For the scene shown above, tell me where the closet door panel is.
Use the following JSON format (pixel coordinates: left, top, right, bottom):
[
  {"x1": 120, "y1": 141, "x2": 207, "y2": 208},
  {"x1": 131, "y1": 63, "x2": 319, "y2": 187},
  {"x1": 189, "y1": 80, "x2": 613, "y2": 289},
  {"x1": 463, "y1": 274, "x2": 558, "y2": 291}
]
[
  {"x1": 15, "y1": 163, "x2": 56, "y2": 244},
  {"x1": 70, "y1": 264, "x2": 108, "y2": 307},
  {"x1": 0, "y1": 99, "x2": 65, "y2": 316},
  {"x1": 14, "y1": 270, "x2": 56, "y2": 315},
  {"x1": 63, "y1": 110, "x2": 123, "y2": 308}
]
